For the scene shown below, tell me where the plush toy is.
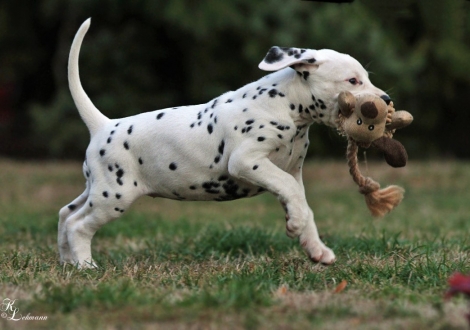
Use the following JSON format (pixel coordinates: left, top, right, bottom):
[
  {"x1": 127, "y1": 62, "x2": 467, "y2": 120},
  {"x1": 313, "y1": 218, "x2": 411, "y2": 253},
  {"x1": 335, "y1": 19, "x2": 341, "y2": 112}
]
[{"x1": 336, "y1": 91, "x2": 413, "y2": 217}]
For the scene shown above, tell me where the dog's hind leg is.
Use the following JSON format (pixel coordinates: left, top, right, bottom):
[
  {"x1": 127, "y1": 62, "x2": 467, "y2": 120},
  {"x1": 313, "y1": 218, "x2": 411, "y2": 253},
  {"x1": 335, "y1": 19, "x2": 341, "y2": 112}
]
[
  {"x1": 64, "y1": 186, "x2": 140, "y2": 268},
  {"x1": 58, "y1": 183, "x2": 90, "y2": 264}
]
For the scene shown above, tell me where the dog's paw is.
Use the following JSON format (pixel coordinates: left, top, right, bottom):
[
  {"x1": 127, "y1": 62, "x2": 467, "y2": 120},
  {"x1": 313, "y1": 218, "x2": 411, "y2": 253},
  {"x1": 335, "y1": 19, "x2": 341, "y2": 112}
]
[
  {"x1": 300, "y1": 239, "x2": 336, "y2": 265},
  {"x1": 75, "y1": 258, "x2": 98, "y2": 269}
]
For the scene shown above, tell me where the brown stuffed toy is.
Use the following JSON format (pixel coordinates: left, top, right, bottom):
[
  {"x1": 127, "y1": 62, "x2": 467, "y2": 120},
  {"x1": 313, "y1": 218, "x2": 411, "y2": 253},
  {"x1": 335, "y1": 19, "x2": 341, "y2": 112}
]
[{"x1": 336, "y1": 91, "x2": 413, "y2": 217}]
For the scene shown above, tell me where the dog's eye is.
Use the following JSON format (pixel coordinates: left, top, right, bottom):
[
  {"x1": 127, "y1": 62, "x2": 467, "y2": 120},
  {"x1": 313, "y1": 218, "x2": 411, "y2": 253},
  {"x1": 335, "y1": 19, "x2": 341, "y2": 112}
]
[
  {"x1": 368, "y1": 125, "x2": 374, "y2": 131},
  {"x1": 348, "y1": 78, "x2": 358, "y2": 85},
  {"x1": 357, "y1": 118, "x2": 362, "y2": 125}
]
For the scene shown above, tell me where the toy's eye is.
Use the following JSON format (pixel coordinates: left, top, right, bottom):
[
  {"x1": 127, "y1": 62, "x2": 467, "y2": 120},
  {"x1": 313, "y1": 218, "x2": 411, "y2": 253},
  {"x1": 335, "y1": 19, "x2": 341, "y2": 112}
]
[
  {"x1": 368, "y1": 125, "x2": 374, "y2": 131},
  {"x1": 357, "y1": 118, "x2": 362, "y2": 125},
  {"x1": 349, "y1": 78, "x2": 358, "y2": 85}
]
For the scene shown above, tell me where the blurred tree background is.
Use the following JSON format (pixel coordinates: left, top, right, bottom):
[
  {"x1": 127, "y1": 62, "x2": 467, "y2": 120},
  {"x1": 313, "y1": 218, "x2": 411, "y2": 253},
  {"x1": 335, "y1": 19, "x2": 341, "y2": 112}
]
[{"x1": 0, "y1": 0, "x2": 469, "y2": 159}]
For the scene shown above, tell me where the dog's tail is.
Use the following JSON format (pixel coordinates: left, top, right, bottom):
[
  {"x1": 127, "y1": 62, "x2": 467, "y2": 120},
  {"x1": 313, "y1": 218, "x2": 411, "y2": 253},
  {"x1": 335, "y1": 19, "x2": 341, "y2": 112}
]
[{"x1": 68, "y1": 18, "x2": 109, "y2": 136}]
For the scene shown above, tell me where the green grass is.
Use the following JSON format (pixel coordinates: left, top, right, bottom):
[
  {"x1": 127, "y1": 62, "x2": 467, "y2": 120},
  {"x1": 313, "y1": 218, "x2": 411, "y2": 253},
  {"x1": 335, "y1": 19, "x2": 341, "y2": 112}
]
[{"x1": 0, "y1": 159, "x2": 470, "y2": 329}]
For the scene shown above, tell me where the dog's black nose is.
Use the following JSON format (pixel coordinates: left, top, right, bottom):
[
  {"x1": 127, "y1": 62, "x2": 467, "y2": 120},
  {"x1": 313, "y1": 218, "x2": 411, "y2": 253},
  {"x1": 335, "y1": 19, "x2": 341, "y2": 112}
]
[{"x1": 380, "y1": 94, "x2": 391, "y2": 105}]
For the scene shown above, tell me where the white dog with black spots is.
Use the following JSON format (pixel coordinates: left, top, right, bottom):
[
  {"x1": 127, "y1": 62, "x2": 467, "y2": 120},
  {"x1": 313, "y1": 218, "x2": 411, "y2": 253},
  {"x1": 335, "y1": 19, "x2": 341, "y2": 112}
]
[{"x1": 59, "y1": 19, "x2": 391, "y2": 268}]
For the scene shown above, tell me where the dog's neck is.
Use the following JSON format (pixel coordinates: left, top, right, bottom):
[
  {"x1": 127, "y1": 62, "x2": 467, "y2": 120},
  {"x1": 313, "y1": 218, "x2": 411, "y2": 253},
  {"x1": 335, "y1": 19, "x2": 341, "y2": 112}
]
[{"x1": 250, "y1": 69, "x2": 339, "y2": 128}]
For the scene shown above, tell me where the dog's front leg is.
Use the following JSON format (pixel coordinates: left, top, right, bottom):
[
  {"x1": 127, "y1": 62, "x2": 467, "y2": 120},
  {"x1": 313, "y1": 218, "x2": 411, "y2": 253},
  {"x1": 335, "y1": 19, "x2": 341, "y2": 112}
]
[{"x1": 228, "y1": 142, "x2": 335, "y2": 264}]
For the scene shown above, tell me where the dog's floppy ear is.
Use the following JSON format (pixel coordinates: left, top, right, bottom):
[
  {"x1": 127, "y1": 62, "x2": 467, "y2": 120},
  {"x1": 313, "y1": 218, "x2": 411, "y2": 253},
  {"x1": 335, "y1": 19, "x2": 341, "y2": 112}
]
[
  {"x1": 371, "y1": 136, "x2": 408, "y2": 168},
  {"x1": 259, "y1": 46, "x2": 323, "y2": 72},
  {"x1": 337, "y1": 91, "x2": 356, "y2": 118}
]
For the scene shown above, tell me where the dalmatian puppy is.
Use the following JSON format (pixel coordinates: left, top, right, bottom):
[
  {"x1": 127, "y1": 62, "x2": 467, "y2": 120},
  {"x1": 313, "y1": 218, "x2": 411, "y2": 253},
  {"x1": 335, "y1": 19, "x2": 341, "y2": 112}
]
[{"x1": 59, "y1": 18, "x2": 390, "y2": 268}]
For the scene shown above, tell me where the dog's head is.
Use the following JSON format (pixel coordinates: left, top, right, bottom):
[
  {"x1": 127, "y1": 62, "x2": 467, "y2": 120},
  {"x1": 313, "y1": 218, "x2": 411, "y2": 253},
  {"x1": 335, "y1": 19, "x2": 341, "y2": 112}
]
[{"x1": 259, "y1": 47, "x2": 389, "y2": 114}]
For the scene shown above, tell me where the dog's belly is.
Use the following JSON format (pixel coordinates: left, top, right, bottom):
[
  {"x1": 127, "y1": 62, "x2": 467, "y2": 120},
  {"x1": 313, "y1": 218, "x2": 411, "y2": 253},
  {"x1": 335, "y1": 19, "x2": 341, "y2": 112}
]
[{"x1": 146, "y1": 173, "x2": 265, "y2": 202}]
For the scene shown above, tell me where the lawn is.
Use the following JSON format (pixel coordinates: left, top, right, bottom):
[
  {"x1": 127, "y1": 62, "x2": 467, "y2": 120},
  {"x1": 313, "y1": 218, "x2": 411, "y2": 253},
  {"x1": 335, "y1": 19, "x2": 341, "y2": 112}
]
[{"x1": 0, "y1": 159, "x2": 469, "y2": 329}]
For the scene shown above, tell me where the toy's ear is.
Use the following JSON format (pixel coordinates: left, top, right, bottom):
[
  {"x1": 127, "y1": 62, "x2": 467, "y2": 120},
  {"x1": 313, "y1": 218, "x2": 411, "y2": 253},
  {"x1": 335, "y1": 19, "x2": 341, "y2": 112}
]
[
  {"x1": 338, "y1": 91, "x2": 356, "y2": 118},
  {"x1": 371, "y1": 136, "x2": 408, "y2": 168},
  {"x1": 388, "y1": 110, "x2": 414, "y2": 130},
  {"x1": 259, "y1": 46, "x2": 323, "y2": 72}
]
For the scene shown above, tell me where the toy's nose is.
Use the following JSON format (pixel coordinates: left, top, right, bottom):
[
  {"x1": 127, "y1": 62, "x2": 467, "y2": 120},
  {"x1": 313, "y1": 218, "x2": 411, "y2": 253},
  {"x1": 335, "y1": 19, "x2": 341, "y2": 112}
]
[{"x1": 380, "y1": 94, "x2": 391, "y2": 105}]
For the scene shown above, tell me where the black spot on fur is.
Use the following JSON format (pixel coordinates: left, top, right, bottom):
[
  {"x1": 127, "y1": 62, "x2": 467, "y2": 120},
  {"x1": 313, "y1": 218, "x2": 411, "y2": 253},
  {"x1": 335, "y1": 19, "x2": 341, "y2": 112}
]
[
  {"x1": 110, "y1": 130, "x2": 115, "y2": 135},
  {"x1": 234, "y1": 126, "x2": 238, "y2": 131},
  {"x1": 259, "y1": 125, "x2": 264, "y2": 129},
  {"x1": 190, "y1": 123, "x2": 195, "y2": 128},
  {"x1": 107, "y1": 137, "x2": 112, "y2": 144},
  {"x1": 114, "y1": 207, "x2": 120, "y2": 212},
  {"x1": 270, "y1": 121, "x2": 278, "y2": 126},
  {"x1": 278, "y1": 134, "x2": 283, "y2": 139},
  {"x1": 246, "y1": 126, "x2": 253, "y2": 133},
  {"x1": 214, "y1": 155, "x2": 221, "y2": 163},
  {"x1": 257, "y1": 137, "x2": 266, "y2": 142},
  {"x1": 189, "y1": 185, "x2": 197, "y2": 190},
  {"x1": 169, "y1": 162, "x2": 177, "y2": 171},
  {"x1": 320, "y1": 104, "x2": 327, "y2": 110},
  {"x1": 207, "y1": 124, "x2": 213, "y2": 134},
  {"x1": 103, "y1": 191, "x2": 108, "y2": 198},
  {"x1": 89, "y1": 202, "x2": 93, "y2": 207},
  {"x1": 252, "y1": 95, "x2": 257, "y2": 100},
  {"x1": 302, "y1": 71, "x2": 309, "y2": 80},
  {"x1": 211, "y1": 99, "x2": 218, "y2": 109},
  {"x1": 279, "y1": 92, "x2": 285, "y2": 97},
  {"x1": 243, "y1": 93, "x2": 247, "y2": 98},
  {"x1": 127, "y1": 125, "x2": 133, "y2": 134},
  {"x1": 134, "y1": 181, "x2": 138, "y2": 187},
  {"x1": 156, "y1": 113, "x2": 165, "y2": 120},
  {"x1": 116, "y1": 193, "x2": 121, "y2": 199},
  {"x1": 117, "y1": 178, "x2": 123, "y2": 186},
  {"x1": 277, "y1": 125, "x2": 285, "y2": 131},
  {"x1": 138, "y1": 157, "x2": 143, "y2": 165},
  {"x1": 253, "y1": 165, "x2": 259, "y2": 170},
  {"x1": 268, "y1": 89, "x2": 278, "y2": 98},
  {"x1": 123, "y1": 141, "x2": 129, "y2": 150},
  {"x1": 68, "y1": 204, "x2": 76, "y2": 211},
  {"x1": 218, "y1": 174, "x2": 229, "y2": 181},
  {"x1": 197, "y1": 112, "x2": 202, "y2": 120},
  {"x1": 307, "y1": 58, "x2": 316, "y2": 63},
  {"x1": 115, "y1": 123, "x2": 120, "y2": 127},
  {"x1": 264, "y1": 47, "x2": 284, "y2": 64},
  {"x1": 99, "y1": 149, "x2": 105, "y2": 157},
  {"x1": 226, "y1": 99, "x2": 233, "y2": 103},
  {"x1": 116, "y1": 169, "x2": 124, "y2": 178},
  {"x1": 243, "y1": 108, "x2": 248, "y2": 112},
  {"x1": 290, "y1": 103, "x2": 295, "y2": 110},
  {"x1": 311, "y1": 94, "x2": 316, "y2": 101},
  {"x1": 246, "y1": 119, "x2": 254, "y2": 125},
  {"x1": 218, "y1": 140, "x2": 225, "y2": 155},
  {"x1": 108, "y1": 165, "x2": 113, "y2": 172},
  {"x1": 298, "y1": 104, "x2": 303, "y2": 113},
  {"x1": 214, "y1": 116, "x2": 217, "y2": 124}
]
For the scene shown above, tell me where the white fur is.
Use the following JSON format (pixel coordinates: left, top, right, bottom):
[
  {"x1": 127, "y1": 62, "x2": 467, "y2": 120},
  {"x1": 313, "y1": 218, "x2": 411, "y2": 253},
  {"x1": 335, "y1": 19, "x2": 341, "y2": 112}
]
[{"x1": 59, "y1": 19, "x2": 387, "y2": 268}]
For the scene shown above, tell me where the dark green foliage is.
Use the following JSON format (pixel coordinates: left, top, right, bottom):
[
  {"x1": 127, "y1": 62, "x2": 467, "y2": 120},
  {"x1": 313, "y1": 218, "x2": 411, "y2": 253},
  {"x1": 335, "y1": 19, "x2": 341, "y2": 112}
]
[{"x1": 1, "y1": 1, "x2": 470, "y2": 158}]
